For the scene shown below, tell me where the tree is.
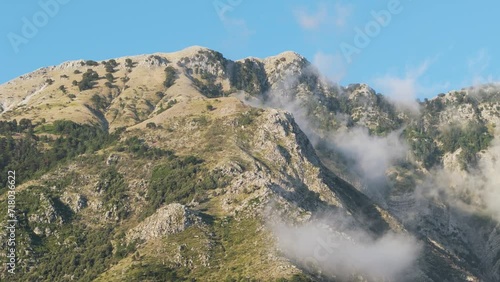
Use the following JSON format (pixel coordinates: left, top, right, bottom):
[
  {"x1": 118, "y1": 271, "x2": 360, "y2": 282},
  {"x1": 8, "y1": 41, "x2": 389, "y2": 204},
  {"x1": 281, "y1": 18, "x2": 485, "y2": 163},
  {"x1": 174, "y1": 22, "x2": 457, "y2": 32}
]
[
  {"x1": 91, "y1": 94, "x2": 104, "y2": 109},
  {"x1": 78, "y1": 69, "x2": 99, "y2": 91},
  {"x1": 85, "y1": 60, "x2": 99, "y2": 66},
  {"x1": 105, "y1": 73, "x2": 114, "y2": 83},
  {"x1": 146, "y1": 122, "x2": 157, "y2": 129},
  {"x1": 125, "y1": 58, "x2": 134, "y2": 68},
  {"x1": 155, "y1": 91, "x2": 164, "y2": 99},
  {"x1": 164, "y1": 66, "x2": 177, "y2": 88}
]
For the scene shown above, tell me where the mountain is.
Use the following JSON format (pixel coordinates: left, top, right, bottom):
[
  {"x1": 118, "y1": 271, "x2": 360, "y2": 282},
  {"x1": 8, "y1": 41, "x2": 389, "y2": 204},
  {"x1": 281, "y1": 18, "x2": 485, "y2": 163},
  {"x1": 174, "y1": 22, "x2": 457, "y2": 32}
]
[{"x1": 1, "y1": 46, "x2": 499, "y2": 281}]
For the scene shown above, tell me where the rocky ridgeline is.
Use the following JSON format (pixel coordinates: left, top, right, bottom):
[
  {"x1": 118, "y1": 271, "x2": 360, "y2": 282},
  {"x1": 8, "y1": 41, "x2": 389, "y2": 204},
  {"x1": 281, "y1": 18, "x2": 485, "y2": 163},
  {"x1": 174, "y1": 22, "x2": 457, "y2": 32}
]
[{"x1": 127, "y1": 203, "x2": 202, "y2": 242}]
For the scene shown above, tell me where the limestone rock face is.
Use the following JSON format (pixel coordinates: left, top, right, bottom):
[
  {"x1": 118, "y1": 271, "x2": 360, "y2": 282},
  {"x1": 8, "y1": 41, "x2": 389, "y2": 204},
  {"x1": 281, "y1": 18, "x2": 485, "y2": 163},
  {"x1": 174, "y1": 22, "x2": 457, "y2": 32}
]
[{"x1": 127, "y1": 203, "x2": 201, "y2": 242}]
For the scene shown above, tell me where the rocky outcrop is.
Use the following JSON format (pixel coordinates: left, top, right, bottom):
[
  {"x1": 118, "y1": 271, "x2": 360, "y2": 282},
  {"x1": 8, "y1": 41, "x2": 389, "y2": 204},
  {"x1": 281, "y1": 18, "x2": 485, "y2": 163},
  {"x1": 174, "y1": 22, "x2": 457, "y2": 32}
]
[{"x1": 127, "y1": 203, "x2": 201, "y2": 242}]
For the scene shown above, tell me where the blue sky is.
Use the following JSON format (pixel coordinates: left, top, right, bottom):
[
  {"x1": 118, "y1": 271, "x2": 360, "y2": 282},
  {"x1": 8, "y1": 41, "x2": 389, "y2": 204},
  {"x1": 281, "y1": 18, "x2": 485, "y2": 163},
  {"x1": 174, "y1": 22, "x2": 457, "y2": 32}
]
[{"x1": 1, "y1": 0, "x2": 499, "y2": 99}]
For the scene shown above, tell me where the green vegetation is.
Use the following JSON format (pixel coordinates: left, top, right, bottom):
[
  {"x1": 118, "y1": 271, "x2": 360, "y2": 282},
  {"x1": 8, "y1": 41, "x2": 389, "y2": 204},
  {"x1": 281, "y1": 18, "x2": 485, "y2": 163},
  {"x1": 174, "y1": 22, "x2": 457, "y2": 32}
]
[
  {"x1": 192, "y1": 72, "x2": 224, "y2": 98},
  {"x1": 0, "y1": 119, "x2": 121, "y2": 192},
  {"x1": 125, "y1": 58, "x2": 135, "y2": 69},
  {"x1": 0, "y1": 183, "x2": 136, "y2": 282},
  {"x1": 144, "y1": 156, "x2": 226, "y2": 217},
  {"x1": 164, "y1": 66, "x2": 177, "y2": 88},
  {"x1": 104, "y1": 59, "x2": 118, "y2": 73},
  {"x1": 58, "y1": 85, "x2": 67, "y2": 94},
  {"x1": 78, "y1": 69, "x2": 99, "y2": 91},
  {"x1": 230, "y1": 59, "x2": 269, "y2": 95},
  {"x1": 404, "y1": 122, "x2": 442, "y2": 168},
  {"x1": 91, "y1": 94, "x2": 107, "y2": 110},
  {"x1": 439, "y1": 121, "x2": 493, "y2": 169},
  {"x1": 166, "y1": 99, "x2": 177, "y2": 109},
  {"x1": 85, "y1": 60, "x2": 99, "y2": 66},
  {"x1": 237, "y1": 108, "x2": 262, "y2": 126},
  {"x1": 105, "y1": 73, "x2": 114, "y2": 83},
  {"x1": 124, "y1": 263, "x2": 188, "y2": 281},
  {"x1": 404, "y1": 119, "x2": 494, "y2": 170},
  {"x1": 115, "y1": 136, "x2": 173, "y2": 159},
  {"x1": 97, "y1": 167, "x2": 129, "y2": 219}
]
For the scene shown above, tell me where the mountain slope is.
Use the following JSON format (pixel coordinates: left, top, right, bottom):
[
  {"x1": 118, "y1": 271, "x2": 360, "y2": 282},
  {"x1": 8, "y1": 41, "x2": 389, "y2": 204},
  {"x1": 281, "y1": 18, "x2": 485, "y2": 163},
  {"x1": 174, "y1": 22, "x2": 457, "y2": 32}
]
[{"x1": 1, "y1": 46, "x2": 499, "y2": 281}]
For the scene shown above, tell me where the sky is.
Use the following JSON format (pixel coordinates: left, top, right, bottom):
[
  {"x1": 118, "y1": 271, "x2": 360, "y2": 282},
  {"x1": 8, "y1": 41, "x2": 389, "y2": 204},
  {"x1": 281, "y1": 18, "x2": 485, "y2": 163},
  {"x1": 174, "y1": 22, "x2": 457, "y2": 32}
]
[{"x1": 1, "y1": 0, "x2": 500, "y2": 99}]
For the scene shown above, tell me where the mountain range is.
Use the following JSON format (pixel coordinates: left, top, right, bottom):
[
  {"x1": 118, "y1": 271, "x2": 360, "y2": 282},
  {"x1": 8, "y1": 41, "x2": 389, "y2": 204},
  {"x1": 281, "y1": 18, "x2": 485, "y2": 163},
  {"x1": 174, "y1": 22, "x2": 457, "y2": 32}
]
[{"x1": 1, "y1": 46, "x2": 500, "y2": 281}]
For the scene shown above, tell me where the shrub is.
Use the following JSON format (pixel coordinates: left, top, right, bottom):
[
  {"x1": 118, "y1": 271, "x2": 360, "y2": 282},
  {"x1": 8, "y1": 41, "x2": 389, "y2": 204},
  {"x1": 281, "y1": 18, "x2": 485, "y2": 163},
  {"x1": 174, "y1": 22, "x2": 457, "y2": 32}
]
[
  {"x1": 78, "y1": 69, "x2": 99, "y2": 91},
  {"x1": 164, "y1": 66, "x2": 177, "y2": 88},
  {"x1": 192, "y1": 77, "x2": 224, "y2": 98},
  {"x1": 206, "y1": 104, "x2": 214, "y2": 111},
  {"x1": 146, "y1": 122, "x2": 157, "y2": 129},
  {"x1": 85, "y1": 60, "x2": 99, "y2": 66},
  {"x1": 155, "y1": 91, "x2": 164, "y2": 99},
  {"x1": 105, "y1": 73, "x2": 114, "y2": 83},
  {"x1": 91, "y1": 94, "x2": 106, "y2": 109},
  {"x1": 73, "y1": 70, "x2": 81, "y2": 74},
  {"x1": 125, "y1": 58, "x2": 134, "y2": 68},
  {"x1": 121, "y1": 76, "x2": 130, "y2": 83},
  {"x1": 166, "y1": 99, "x2": 177, "y2": 109}
]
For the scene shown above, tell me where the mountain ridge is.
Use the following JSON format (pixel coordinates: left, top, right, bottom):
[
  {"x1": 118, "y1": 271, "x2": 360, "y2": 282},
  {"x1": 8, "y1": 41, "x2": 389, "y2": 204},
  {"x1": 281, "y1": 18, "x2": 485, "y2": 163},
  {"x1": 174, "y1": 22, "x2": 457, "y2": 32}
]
[{"x1": 1, "y1": 46, "x2": 500, "y2": 281}]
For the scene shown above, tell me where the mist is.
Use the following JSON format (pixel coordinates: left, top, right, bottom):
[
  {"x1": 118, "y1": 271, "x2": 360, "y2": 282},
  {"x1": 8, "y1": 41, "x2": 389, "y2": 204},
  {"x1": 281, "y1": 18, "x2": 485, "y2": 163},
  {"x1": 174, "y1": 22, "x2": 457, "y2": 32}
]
[
  {"x1": 328, "y1": 127, "x2": 408, "y2": 186},
  {"x1": 271, "y1": 213, "x2": 422, "y2": 281},
  {"x1": 420, "y1": 136, "x2": 500, "y2": 222},
  {"x1": 235, "y1": 70, "x2": 409, "y2": 193}
]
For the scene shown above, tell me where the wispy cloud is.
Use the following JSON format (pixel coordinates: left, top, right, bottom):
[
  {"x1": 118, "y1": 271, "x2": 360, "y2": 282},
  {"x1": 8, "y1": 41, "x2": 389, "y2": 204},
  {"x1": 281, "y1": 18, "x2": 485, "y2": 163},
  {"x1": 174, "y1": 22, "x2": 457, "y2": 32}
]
[
  {"x1": 214, "y1": 0, "x2": 255, "y2": 47},
  {"x1": 294, "y1": 3, "x2": 328, "y2": 30},
  {"x1": 313, "y1": 51, "x2": 347, "y2": 82},
  {"x1": 466, "y1": 48, "x2": 496, "y2": 86},
  {"x1": 331, "y1": 127, "x2": 408, "y2": 185},
  {"x1": 272, "y1": 213, "x2": 421, "y2": 280},
  {"x1": 294, "y1": 2, "x2": 352, "y2": 30},
  {"x1": 468, "y1": 48, "x2": 490, "y2": 75},
  {"x1": 372, "y1": 59, "x2": 449, "y2": 111},
  {"x1": 333, "y1": 2, "x2": 352, "y2": 28}
]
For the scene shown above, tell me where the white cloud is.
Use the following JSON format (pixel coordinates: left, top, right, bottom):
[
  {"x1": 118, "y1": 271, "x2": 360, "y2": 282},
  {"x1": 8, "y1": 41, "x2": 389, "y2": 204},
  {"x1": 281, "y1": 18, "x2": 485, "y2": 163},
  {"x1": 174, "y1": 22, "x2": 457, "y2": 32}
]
[
  {"x1": 331, "y1": 127, "x2": 408, "y2": 184},
  {"x1": 313, "y1": 51, "x2": 347, "y2": 82},
  {"x1": 272, "y1": 214, "x2": 421, "y2": 280},
  {"x1": 466, "y1": 49, "x2": 498, "y2": 86},
  {"x1": 468, "y1": 48, "x2": 490, "y2": 75},
  {"x1": 372, "y1": 60, "x2": 449, "y2": 111},
  {"x1": 294, "y1": 3, "x2": 328, "y2": 30},
  {"x1": 294, "y1": 2, "x2": 352, "y2": 30},
  {"x1": 333, "y1": 2, "x2": 352, "y2": 28}
]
